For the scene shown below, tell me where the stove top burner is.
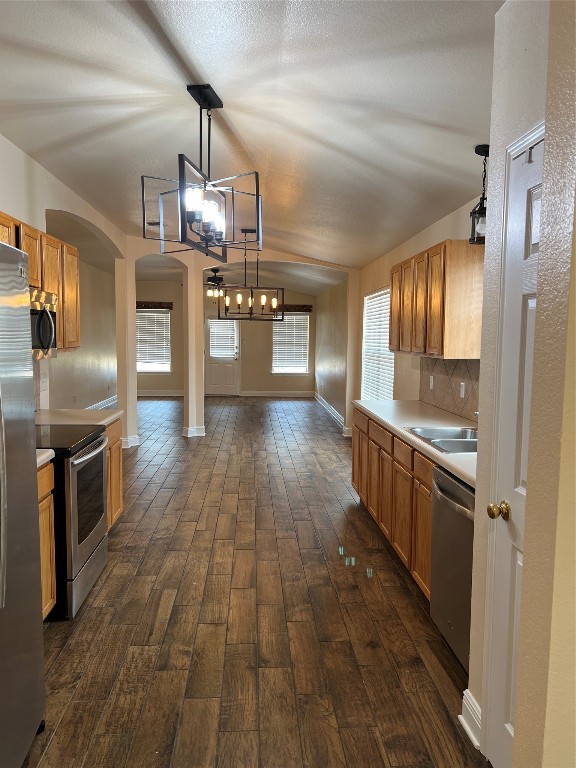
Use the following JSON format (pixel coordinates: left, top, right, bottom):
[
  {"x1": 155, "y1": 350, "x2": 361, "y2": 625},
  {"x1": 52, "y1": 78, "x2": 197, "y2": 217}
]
[{"x1": 35, "y1": 423, "x2": 106, "y2": 457}]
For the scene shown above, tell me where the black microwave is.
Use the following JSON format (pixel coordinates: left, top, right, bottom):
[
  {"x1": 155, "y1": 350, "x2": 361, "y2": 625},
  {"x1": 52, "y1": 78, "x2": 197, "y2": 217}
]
[{"x1": 30, "y1": 289, "x2": 58, "y2": 357}]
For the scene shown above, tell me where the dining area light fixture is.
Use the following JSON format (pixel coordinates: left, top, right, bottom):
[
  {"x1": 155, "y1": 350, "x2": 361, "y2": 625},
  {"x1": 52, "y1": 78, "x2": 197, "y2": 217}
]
[
  {"x1": 469, "y1": 144, "x2": 490, "y2": 245},
  {"x1": 217, "y1": 230, "x2": 285, "y2": 322},
  {"x1": 141, "y1": 84, "x2": 262, "y2": 263}
]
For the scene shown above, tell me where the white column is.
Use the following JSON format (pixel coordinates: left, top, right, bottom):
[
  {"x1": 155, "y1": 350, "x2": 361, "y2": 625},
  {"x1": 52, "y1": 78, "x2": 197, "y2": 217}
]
[
  {"x1": 344, "y1": 270, "x2": 361, "y2": 435},
  {"x1": 182, "y1": 253, "x2": 205, "y2": 436},
  {"x1": 115, "y1": 257, "x2": 139, "y2": 446}
]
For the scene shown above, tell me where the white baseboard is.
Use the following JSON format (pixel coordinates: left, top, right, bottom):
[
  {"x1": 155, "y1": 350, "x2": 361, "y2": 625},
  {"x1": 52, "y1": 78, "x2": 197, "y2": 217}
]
[
  {"x1": 342, "y1": 427, "x2": 352, "y2": 437},
  {"x1": 121, "y1": 434, "x2": 140, "y2": 448},
  {"x1": 183, "y1": 426, "x2": 205, "y2": 437},
  {"x1": 315, "y1": 393, "x2": 345, "y2": 430},
  {"x1": 137, "y1": 390, "x2": 184, "y2": 397},
  {"x1": 239, "y1": 391, "x2": 315, "y2": 398},
  {"x1": 87, "y1": 395, "x2": 118, "y2": 410},
  {"x1": 459, "y1": 689, "x2": 482, "y2": 750}
]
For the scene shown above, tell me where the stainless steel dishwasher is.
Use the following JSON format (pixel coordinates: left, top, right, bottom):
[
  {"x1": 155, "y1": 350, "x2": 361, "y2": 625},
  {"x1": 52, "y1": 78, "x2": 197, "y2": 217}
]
[{"x1": 430, "y1": 466, "x2": 475, "y2": 672}]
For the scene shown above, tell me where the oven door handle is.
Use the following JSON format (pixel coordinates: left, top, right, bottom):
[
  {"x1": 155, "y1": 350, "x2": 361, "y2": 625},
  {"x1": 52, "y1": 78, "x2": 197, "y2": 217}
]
[{"x1": 71, "y1": 436, "x2": 109, "y2": 468}]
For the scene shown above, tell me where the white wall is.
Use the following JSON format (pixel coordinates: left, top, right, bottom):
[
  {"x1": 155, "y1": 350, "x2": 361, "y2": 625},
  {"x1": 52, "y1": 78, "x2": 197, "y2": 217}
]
[
  {"x1": 315, "y1": 281, "x2": 348, "y2": 420},
  {"x1": 49, "y1": 261, "x2": 116, "y2": 408}
]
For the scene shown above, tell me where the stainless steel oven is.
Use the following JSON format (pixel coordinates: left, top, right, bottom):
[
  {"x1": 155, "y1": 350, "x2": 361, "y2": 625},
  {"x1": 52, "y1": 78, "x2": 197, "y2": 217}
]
[{"x1": 36, "y1": 424, "x2": 108, "y2": 618}]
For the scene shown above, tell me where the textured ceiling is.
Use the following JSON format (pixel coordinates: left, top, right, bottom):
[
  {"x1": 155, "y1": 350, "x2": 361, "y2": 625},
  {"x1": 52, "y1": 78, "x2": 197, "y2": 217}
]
[{"x1": 0, "y1": 0, "x2": 501, "y2": 270}]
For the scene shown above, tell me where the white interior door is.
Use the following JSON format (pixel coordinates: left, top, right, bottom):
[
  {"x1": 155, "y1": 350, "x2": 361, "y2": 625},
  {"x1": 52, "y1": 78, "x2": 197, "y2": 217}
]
[
  {"x1": 484, "y1": 129, "x2": 544, "y2": 768},
  {"x1": 204, "y1": 317, "x2": 240, "y2": 396}
]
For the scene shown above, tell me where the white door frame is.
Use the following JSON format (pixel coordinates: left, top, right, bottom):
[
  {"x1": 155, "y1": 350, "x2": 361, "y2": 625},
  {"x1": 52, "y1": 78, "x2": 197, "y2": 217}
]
[{"x1": 480, "y1": 122, "x2": 545, "y2": 764}]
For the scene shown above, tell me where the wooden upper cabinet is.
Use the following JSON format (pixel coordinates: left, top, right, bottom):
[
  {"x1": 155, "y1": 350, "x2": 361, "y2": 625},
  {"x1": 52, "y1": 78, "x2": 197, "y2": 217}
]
[
  {"x1": 442, "y1": 240, "x2": 484, "y2": 359},
  {"x1": 41, "y1": 234, "x2": 61, "y2": 296},
  {"x1": 399, "y1": 258, "x2": 414, "y2": 352},
  {"x1": 426, "y1": 242, "x2": 445, "y2": 356},
  {"x1": 63, "y1": 243, "x2": 80, "y2": 348},
  {"x1": 389, "y1": 263, "x2": 401, "y2": 351},
  {"x1": 0, "y1": 210, "x2": 18, "y2": 247},
  {"x1": 412, "y1": 251, "x2": 428, "y2": 354},
  {"x1": 20, "y1": 224, "x2": 42, "y2": 288},
  {"x1": 389, "y1": 239, "x2": 484, "y2": 359}
]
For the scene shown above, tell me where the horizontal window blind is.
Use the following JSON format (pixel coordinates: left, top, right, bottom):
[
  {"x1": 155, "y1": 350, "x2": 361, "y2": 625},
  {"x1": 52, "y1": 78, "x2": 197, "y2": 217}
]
[
  {"x1": 361, "y1": 289, "x2": 394, "y2": 400},
  {"x1": 272, "y1": 314, "x2": 309, "y2": 373},
  {"x1": 209, "y1": 319, "x2": 237, "y2": 359},
  {"x1": 136, "y1": 309, "x2": 171, "y2": 373}
]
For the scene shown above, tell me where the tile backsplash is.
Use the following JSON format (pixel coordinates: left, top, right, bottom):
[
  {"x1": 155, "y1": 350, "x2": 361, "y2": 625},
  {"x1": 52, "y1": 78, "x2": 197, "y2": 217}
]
[{"x1": 419, "y1": 358, "x2": 479, "y2": 422}]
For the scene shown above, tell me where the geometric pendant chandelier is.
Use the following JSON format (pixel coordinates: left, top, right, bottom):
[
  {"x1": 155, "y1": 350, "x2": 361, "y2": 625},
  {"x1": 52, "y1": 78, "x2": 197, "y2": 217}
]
[{"x1": 141, "y1": 84, "x2": 262, "y2": 263}]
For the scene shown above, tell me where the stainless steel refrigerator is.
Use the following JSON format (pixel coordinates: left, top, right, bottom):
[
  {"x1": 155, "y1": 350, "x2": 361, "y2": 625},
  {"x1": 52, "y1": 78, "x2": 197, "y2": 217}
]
[{"x1": 0, "y1": 242, "x2": 45, "y2": 767}]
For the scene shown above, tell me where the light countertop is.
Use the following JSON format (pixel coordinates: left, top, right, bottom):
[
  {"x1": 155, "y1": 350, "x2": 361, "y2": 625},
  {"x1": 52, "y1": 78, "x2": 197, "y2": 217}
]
[
  {"x1": 36, "y1": 449, "x2": 55, "y2": 468},
  {"x1": 35, "y1": 408, "x2": 124, "y2": 428},
  {"x1": 353, "y1": 400, "x2": 477, "y2": 488}
]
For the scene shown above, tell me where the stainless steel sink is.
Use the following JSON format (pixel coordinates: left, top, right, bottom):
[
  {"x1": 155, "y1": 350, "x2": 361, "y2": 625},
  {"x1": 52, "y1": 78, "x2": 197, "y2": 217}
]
[
  {"x1": 405, "y1": 427, "x2": 478, "y2": 453},
  {"x1": 407, "y1": 427, "x2": 478, "y2": 440},
  {"x1": 429, "y1": 438, "x2": 478, "y2": 453}
]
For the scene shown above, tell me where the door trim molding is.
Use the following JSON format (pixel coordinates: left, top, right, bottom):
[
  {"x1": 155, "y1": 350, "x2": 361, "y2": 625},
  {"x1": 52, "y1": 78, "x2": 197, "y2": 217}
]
[
  {"x1": 460, "y1": 688, "x2": 482, "y2": 749},
  {"x1": 480, "y1": 121, "x2": 545, "y2": 756}
]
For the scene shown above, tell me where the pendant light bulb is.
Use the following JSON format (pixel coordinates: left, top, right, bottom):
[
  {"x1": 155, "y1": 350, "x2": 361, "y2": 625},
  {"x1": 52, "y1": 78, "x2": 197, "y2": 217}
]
[
  {"x1": 206, "y1": 287, "x2": 213, "y2": 297},
  {"x1": 236, "y1": 293, "x2": 243, "y2": 306},
  {"x1": 271, "y1": 297, "x2": 278, "y2": 310},
  {"x1": 261, "y1": 294, "x2": 267, "y2": 307}
]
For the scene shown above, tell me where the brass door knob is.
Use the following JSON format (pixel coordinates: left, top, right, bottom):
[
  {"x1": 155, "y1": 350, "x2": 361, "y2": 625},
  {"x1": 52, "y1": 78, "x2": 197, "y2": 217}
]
[{"x1": 487, "y1": 500, "x2": 511, "y2": 521}]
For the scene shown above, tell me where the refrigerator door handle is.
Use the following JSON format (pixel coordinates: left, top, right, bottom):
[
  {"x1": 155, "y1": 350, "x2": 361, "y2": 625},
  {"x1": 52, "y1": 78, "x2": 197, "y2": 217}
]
[{"x1": 0, "y1": 381, "x2": 8, "y2": 609}]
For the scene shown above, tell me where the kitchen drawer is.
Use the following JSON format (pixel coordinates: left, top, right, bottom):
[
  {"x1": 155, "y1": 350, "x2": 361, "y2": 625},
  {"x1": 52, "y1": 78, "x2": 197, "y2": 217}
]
[
  {"x1": 368, "y1": 421, "x2": 393, "y2": 453},
  {"x1": 353, "y1": 408, "x2": 369, "y2": 434},
  {"x1": 106, "y1": 418, "x2": 122, "y2": 444},
  {"x1": 393, "y1": 437, "x2": 413, "y2": 470},
  {"x1": 37, "y1": 462, "x2": 54, "y2": 501},
  {"x1": 414, "y1": 451, "x2": 434, "y2": 488}
]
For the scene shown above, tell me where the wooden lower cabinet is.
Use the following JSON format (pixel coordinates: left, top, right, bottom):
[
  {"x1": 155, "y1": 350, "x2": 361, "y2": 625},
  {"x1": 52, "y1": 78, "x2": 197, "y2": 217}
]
[
  {"x1": 352, "y1": 425, "x2": 360, "y2": 492},
  {"x1": 358, "y1": 430, "x2": 369, "y2": 507},
  {"x1": 37, "y1": 462, "x2": 56, "y2": 620},
  {"x1": 379, "y1": 449, "x2": 393, "y2": 542},
  {"x1": 412, "y1": 480, "x2": 432, "y2": 599},
  {"x1": 392, "y1": 461, "x2": 413, "y2": 568},
  {"x1": 351, "y1": 407, "x2": 433, "y2": 599},
  {"x1": 368, "y1": 439, "x2": 380, "y2": 521},
  {"x1": 106, "y1": 419, "x2": 124, "y2": 529}
]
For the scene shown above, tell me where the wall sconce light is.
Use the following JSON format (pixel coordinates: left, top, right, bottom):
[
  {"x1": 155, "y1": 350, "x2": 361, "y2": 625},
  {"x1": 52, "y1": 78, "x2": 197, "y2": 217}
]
[{"x1": 470, "y1": 144, "x2": 490, "y2": 245}]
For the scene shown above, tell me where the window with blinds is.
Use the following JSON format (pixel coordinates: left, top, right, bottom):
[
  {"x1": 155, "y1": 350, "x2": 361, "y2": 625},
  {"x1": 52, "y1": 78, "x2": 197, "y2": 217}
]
[
  {"x1": 209, "y1": 319, "x2": 237, "y2": 359},
  {"x1": 136, "y1": 309, "x2": 171, "y2": 372},
  {"x1": 272, "y1": 314, "x2": 309, "y2": 373},
  {"x1": 361, "y1": 289, "x2": 394, "y2": 400}
]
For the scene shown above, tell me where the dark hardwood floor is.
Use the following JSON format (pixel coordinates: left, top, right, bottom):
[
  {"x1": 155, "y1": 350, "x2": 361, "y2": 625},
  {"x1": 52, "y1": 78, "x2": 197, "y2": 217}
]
[{"x1": 25, "y1": 397, "x2": 487, "y2": 768}]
